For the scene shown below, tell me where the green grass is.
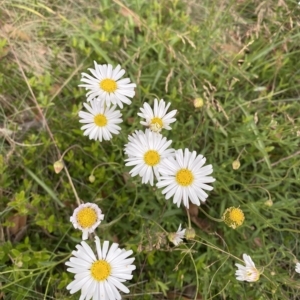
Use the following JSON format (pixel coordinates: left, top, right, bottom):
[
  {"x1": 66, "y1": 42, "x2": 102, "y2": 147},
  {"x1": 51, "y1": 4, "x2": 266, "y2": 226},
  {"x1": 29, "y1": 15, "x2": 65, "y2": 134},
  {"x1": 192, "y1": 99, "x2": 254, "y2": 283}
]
[{"x1": 1, "y1": 0, "x2": 300, "y2": 299}]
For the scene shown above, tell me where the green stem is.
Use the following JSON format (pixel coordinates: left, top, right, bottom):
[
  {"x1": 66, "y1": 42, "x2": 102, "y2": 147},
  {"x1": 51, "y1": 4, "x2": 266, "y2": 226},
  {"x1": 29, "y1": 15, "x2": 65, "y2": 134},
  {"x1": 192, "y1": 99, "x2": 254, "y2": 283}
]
[
  {"x1": 198, "y1": 206, "x2": 223, "y2": 222},
  {"x1": 91, "y1": 162, "x2": 120, "y2": 175},
  {"x1": 63, "y1": 165, "x2": 81, "y2": 206},
  {"x1": 186, "y1": 208, "x2": 192, "y2": 228}
]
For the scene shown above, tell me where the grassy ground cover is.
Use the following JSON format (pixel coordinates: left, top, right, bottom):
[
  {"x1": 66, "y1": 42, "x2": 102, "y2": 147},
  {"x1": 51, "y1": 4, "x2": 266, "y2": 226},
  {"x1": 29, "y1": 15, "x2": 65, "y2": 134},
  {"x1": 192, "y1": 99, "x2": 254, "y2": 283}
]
[{"x1": 1, "y1": 0, "x2": 300, "y2": 299}]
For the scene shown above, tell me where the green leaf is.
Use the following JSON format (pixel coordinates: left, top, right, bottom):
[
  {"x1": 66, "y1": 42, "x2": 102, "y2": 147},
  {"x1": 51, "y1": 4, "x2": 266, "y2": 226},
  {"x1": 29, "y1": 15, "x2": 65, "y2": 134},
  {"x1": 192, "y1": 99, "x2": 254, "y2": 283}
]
[{"x1": 24, "y1": 168, "x2": 64, "y2": 207}]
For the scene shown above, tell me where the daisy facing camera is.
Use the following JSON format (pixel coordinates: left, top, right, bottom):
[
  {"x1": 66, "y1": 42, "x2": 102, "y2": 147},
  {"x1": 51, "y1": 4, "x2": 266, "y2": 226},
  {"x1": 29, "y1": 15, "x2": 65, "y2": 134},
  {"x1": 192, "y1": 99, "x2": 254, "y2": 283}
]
[
  {"x1": 78, "y1": 100, "x2": 123, "y2": 142},
  {"x1": 124, "y1": 129, "x2": 174, "y2": 186},
  {"x1": 66, "y1": 236, "x2": 136, "y2": 299},
  {"x1": 156, "y1": 148, "x2": 215, "y2": 208},
  {"x1": 79, "y1": 62, "x2": 136, "y2": 109},
  {"x1": 70, "y1": 202, "x2": 104, "y2": 240}
]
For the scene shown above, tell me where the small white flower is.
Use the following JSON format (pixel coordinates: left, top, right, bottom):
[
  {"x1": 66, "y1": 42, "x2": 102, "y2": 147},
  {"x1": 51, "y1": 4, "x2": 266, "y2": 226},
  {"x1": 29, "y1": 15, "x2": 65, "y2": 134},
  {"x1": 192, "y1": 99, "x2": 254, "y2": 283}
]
[
  {"x1": 156, "y1": 148, "x2": 215, "y2": 208},
  {"x1": 137, "y1": 98, "x2": 177, "y2": 132},
  {"x1": 79, "y1": 62, "x2": 136, "y2": 108},
  {"x1": 235, "y1": 254, "x2": 260, "y2": 282},
  {"x1": 296, "y1": 262, "x2": 300, "y2": 274},
  {"x1": 124, "y1": 129, "x2": 174, "y2": 186},
  {"x1": 168, "y1": 224, "x2": 186, "y2": 246},
  {"x1": 66, "y1": 236, "x2": 136, "y2": 300},
  {"x1": 79, "y1": 99, "x2": 123, "y2": 142},
  {"x1": 70, "y1": 203, "x2": 104, "y2": 240}
]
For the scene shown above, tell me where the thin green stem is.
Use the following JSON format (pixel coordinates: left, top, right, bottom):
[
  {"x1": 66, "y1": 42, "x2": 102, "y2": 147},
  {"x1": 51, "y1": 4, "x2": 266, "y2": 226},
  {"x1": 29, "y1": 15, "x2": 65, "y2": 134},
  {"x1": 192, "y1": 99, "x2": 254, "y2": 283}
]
[
  {"x1": 186, "y1": 208, "x2": 192, "y2": 228},
  {"x1": 91, "y1": 162, "x2": 120, "y2": 175},
  {"x1": 189, "y1": 247, "x2": 199, "y2": 300},
  {"x1": 198, "y1": 206, "x2": 223, "y2": 223},
  {"x1": 63, "y1": 164, "x2": 81, "y2": 206},
  {"x1": 61, "y1": 144, "x2": 83, "y2": 160}
]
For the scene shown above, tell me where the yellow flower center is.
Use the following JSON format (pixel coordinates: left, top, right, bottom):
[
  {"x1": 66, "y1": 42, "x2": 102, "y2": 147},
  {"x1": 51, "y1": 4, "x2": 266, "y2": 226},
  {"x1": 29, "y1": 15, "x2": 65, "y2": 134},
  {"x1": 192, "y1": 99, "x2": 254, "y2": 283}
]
[
  {"x1": 176, "y1": 169, "x2": 194, "y2": 186},
  {"x1": 100, "y1": 78, "x2": 117, "y2": 93},
  {"x1": 222, "y1": 207, "x2": 245, "y2": 229},
  {"x1": 151, "y1": 117, "x2": 163, "y2": 128},
  {"x1": 144, "y1": 150, "x2": 160, "y2": 166},
  {"x1": 76, "y1": 207, "x2": 97, "y2": 228},
  {"x1": 247, "y1": 268, "x2": 260, "y2": 281},
  {"x1": 90, "y1": 260, "x2": 111, "y2": 281},
  {"x1": 229, "y1": 208, "x2": 244, "y2": 224},
  {"x1": 150, "y1": 123, "x2": 162, "y2": 133},
  {"x1": 94, "y1": 114, "x2": 107, "y2": 127}
]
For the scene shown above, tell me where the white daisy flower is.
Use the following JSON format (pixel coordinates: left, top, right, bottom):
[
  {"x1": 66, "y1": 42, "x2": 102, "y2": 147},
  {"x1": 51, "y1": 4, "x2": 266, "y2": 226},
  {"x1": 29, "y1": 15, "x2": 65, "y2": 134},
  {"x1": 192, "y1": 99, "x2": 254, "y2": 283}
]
[
  {"x1": 70, "y1": 203, "x2": 104, "y2": 240},
  {"x1": 124, "y1": 130, "x2": 144, "y2": 158},
  {"x1": 124, "y1": 129, "x2": 174, "y2": 186},
  {"x1": 66, "y1": 236, "x2": 136, "y2": 300},
  {"x1": 168, "y1": 224, "x2": 186, "y2": 246},
  {"x1": 79, "y1": 61, "x2": 136, "y2": 108},
  {"x1": 156, "y1": 148, "x2": 215, "y2": 208},
  {"x1": 235, "y1": 254, "x2": 260, "y2": 282},
  {"x1": 79, "y1": 99, "x2": 123, "y2": 142},
  {"x1": 296, "y1": 262, "x2": 300, "y2": 274},
  {"x1": 137, "y1": 98, "x2": 177, "y2": 132}
]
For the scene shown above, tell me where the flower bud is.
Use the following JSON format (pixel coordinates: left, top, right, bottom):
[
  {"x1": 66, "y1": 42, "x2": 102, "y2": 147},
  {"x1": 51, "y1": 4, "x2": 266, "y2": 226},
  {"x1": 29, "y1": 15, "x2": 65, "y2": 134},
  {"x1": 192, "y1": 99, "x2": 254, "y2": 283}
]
[
  {"x1": 264, "y1": 199, "x2": 273, "y2": 207},
  {"x1": 53, "y1": 160, "x2": 64, "y2": 174},
  {"x1": 185, "y1": 227, "x2": 196, "y2": 240},
  {"x1": 15, "y1": 260, "x2": 23, "y2": 268},
  {"x1": 193, "y1": 98, "x2": 204, "y2": 108},
  {"x1": 89, "y1": 174, "x2": 95, "y2": 183},
  {"x1": 232, "y1": 159, "x2": 240, "y2": 170}
]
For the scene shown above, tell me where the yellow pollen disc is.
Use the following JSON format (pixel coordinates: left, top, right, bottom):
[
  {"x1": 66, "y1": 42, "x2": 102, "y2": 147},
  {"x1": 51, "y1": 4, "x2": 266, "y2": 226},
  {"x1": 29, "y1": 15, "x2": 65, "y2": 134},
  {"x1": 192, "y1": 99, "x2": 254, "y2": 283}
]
[
  {"x1": 94, "y1": 114, "x2": 107, "y2": 127},
  {"x1": 76, "y1": 207, "x2": 97, "y2": 228},
  {"x1": 100, "y1": 78, "x2": 117, "y2": 93},
  {"x1": 247, "y1": 268, "x2": 260, "y2": 281},
  {"x1": 176, "y1": 169, "x2": 194, "y2": 186},
  {"x1": 222, "y1": 207, "x2": 245, "y2": 229},
  {"x1": 144, "y1": 150, "x2": 160, "y2": 166},
  {"x1": 151, "y1": 117, "x2": 163, "y2": 128},
  {"x1": 229, "y1": 208, "x2": 245, "y2": 224},
  {"x1": 150, "y1": 123, "x2": 162, "y2": 133},
  {"x1": 90, "y1": 260, "x2": 111, "y2": 281}
]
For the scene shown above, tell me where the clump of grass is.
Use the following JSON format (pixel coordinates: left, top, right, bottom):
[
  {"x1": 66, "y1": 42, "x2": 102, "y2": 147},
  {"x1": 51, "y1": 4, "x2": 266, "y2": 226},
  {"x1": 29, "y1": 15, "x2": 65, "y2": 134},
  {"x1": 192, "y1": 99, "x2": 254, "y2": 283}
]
[{"x1": 1, "y1": 0, "x2": 300, "y2": 299}]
